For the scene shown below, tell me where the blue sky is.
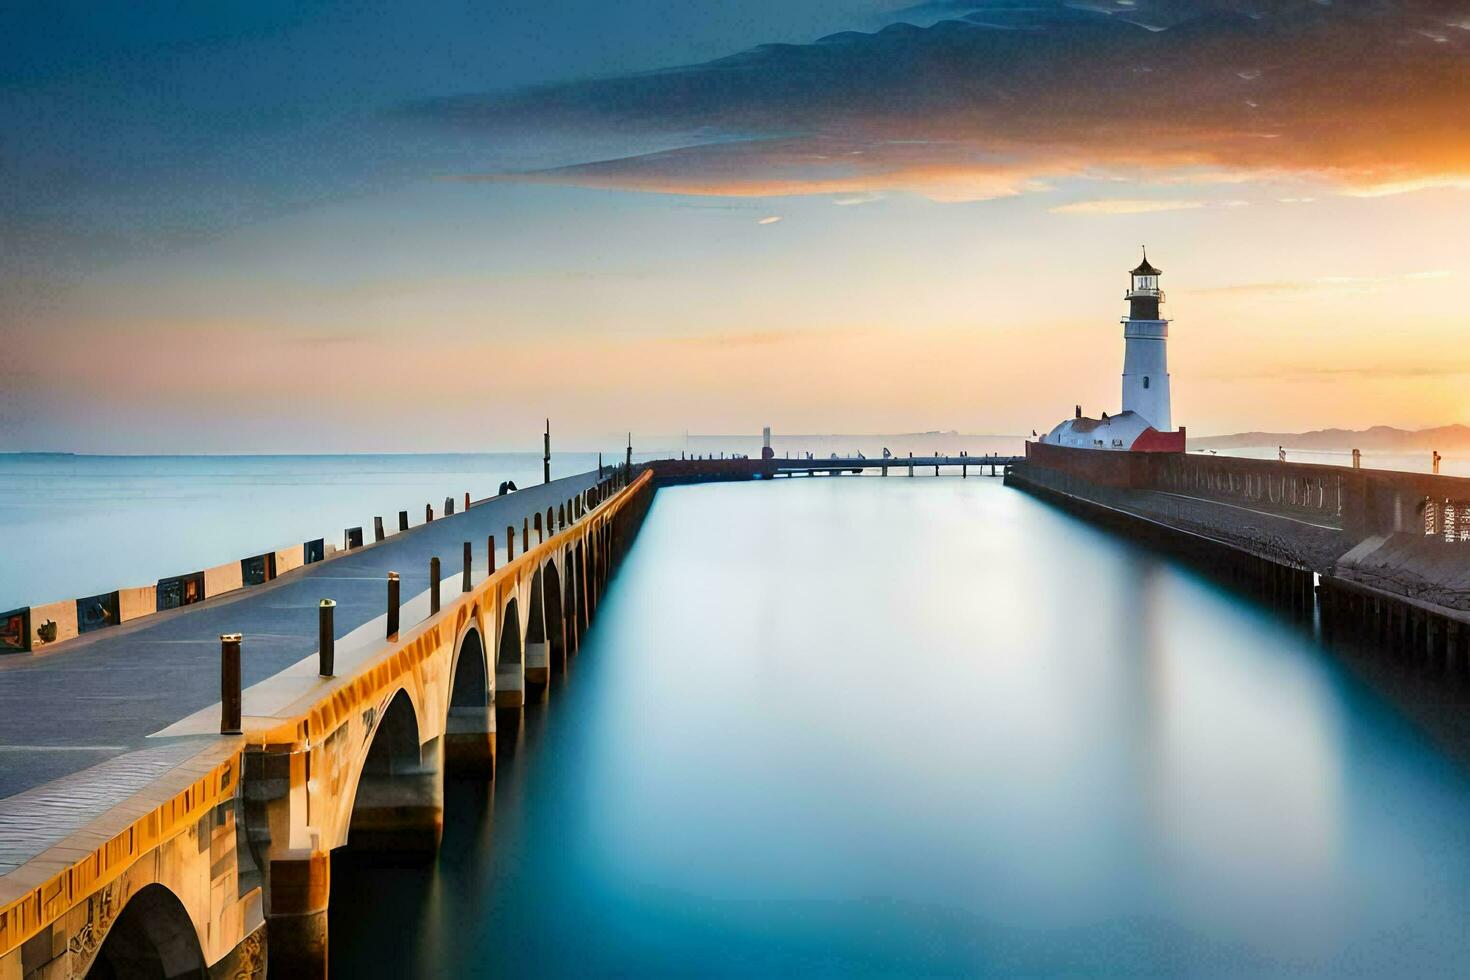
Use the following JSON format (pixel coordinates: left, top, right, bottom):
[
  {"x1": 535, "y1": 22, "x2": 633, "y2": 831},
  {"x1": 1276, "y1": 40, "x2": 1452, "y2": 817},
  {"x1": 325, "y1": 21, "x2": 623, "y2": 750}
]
[{"x1": 4, "y1": 2, "x2": 1470, "y2": 451}]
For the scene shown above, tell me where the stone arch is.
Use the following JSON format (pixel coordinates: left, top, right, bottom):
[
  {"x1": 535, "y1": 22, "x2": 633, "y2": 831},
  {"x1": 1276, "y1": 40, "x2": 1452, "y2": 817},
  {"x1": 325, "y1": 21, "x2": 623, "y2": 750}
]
[
  {"x1": 525, "y1": 569, "x2": 551, "y2": 693},
  {"x1": 445, "y1": 624, "x2": 493, "y2": 776},
  {"x1": 543, "y1": 558, "x2": 566, "y2": 671},
  {"x1": 498, "y1": 596, "x2": 522, "y2": 667},
  {"x1": 526, "y1": 570, "x2": 547, "y2": 647},
  {"x1": 87, "y1": 883, "x2": 205, "y2": 979},
  {"x1": 345, "y1": 687, "x2": 442, "y2": 859},
  {"x1": 572, "y1": 542, "x2": 588, "y2": 633}
]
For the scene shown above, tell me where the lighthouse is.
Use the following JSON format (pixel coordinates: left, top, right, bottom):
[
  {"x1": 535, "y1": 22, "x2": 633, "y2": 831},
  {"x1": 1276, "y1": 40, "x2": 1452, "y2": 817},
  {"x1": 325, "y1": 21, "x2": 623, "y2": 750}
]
[
  {"x1": 1037, "y1": 250, "x2": 1184, "y2": 453},
  {"x1": 1120, "y1": 249, "x2": 1171, "y2": 431}
]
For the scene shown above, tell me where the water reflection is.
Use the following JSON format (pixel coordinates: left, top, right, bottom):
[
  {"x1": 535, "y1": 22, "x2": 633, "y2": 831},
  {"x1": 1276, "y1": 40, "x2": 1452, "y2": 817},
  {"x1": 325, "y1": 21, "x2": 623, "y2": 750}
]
[{"x1": 330, "y1": 478, "x2": 1470, "y2": 976}]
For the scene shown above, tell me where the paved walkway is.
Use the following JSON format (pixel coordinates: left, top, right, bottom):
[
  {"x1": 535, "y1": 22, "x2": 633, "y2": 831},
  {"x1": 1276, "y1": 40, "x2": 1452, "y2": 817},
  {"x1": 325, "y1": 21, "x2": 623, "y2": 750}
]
[{"x1": 0, "y1": 470, "x2": 602, "y2": 801}]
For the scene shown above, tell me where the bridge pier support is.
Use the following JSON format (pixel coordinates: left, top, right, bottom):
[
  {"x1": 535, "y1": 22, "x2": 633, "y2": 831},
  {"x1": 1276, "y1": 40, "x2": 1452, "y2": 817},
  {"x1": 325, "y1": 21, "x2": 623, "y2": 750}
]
[
  {"x1": 445, "y1": 703, "x2": 496, "y2": 779},
  {"x1": 496, "y1": 659, "x2": 524, "y2": 709},
  {"x1": 347, "y1": 735, "x2": 445, "y2": 859},
  {"x1": 266, "y1": 852, "x2": 331, "y2": 978},
  {"x1": 525, "y1": 640, "x2": 551, "y2": 700}
]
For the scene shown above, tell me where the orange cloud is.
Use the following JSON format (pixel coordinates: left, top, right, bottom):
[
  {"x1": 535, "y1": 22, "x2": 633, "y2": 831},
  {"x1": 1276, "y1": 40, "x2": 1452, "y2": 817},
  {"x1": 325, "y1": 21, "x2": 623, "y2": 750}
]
[{"x1": 415, "y1": 2, "x2": 1470, "y2": 201}]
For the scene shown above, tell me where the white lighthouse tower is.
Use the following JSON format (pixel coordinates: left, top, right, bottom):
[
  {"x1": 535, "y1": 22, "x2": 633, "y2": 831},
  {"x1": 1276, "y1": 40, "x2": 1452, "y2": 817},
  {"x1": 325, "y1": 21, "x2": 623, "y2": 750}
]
[{"x1": 1120, "y1": 249, "x2": 1171, "y2": 431}]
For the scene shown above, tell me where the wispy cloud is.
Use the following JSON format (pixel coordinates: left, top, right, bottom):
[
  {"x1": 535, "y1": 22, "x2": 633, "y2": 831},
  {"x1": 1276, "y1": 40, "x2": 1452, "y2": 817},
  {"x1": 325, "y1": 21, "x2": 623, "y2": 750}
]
[
  {"x1": 1051, "y1": 199, "x2": 1211, "y2": 215},
  {"x1": 1200, "y1": 270, "x2": 1454, "y2": 295},
  {"x1": 1208, "y1": 362, "x2": 1470, "y2": 381}
]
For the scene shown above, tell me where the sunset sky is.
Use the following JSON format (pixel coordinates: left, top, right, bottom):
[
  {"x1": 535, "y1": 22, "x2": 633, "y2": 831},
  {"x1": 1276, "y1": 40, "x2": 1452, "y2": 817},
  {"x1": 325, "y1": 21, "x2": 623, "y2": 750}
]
[{"x1": 4, "y1": 1, "x2": 1470, "y2": 452}]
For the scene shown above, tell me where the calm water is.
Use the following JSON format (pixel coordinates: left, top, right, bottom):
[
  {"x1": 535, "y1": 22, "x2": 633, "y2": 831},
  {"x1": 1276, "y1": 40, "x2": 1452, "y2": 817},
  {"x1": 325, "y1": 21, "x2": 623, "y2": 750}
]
[
  {"x1": 330, "y1": 478, "x2": 1470, "y2": 977},
  {"x1": 0, "y1": 452, "x2": 624, "y2": 608}
]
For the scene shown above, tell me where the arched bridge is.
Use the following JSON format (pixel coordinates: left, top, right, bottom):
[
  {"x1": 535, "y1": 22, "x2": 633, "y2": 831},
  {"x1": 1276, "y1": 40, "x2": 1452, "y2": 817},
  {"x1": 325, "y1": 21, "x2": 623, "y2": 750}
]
[{"x1": 0, "y1": 468, "x2": 652, "y2": 978}]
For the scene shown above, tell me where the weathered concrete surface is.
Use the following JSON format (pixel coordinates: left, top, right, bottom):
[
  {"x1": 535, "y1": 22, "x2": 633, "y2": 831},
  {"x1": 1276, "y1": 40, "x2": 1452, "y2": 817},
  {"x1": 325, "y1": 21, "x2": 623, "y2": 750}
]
[
  {"x1": 1336, "y1": 533, "x2": 1470, "y2": 612},
  {"x1": 0, "y1": 470, "x2": 602, "y2": 803}
]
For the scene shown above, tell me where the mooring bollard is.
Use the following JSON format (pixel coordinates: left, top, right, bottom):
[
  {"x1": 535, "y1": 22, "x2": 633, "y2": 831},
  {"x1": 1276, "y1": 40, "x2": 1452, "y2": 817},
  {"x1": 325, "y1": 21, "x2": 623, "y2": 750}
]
[
  {"x1": 488, "y1": 534, "x2": 496, "y2": 574},
  {"x1": 399, "y1": 510, "x2": 409, "y2": 532},
  {"x1": 220, "y1": 633, "x2": 242, "y2": 735},
  {"x1": 318, "y1": 600, "x2": 335, "y2": 677},
  {"x1": 387, "y1": 572, "x2": 400, "y2": 638},
  {"x1": 507, "y1": 526, "x2": 515, "y2": 561},
  {"x1": 462, "y1": 541, "x2": 472, "y2": 592},
  {"x1": 373, "y1": 516, "x2": 384, "y2": 542},
  {"x1": 430, "y1": 557, "x2": 441, "y2": 614}
]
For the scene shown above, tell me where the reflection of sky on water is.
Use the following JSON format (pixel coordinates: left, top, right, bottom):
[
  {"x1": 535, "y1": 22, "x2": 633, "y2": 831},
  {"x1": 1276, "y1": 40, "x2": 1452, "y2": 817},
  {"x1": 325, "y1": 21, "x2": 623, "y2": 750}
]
[{"x1": 331, "y1": 478, "x2": 1470, "y2": 976}]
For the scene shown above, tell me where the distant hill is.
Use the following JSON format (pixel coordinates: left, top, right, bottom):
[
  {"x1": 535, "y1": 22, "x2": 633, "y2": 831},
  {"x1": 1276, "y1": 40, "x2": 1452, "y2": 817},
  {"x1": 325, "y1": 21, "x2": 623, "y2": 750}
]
[{"x1": 1190, "y1": 425, "x2": 1470, "y2": 452}]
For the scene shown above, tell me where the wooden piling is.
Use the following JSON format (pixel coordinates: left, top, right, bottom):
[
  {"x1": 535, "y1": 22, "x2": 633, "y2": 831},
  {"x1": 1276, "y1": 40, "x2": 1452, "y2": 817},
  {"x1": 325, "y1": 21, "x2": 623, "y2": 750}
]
[
  {"x1": 462, "y1": 542, "x2": 472, "y2": 593},
  {"x1": 386, "y1": 572, "x2": 400, "y2": 638},
  {"x1": 399, "y1": 510, "x2": 409, "y2": 532},
  {"x1": 318, "y1": 600, "x2": 335, "y2": 677},
  {"x1": 373, "y1": 516, "x2": 384, "y2": 543},
  {"x1": 220, "y1": 634, "x2": 242, "y2": 735},
  {"x1": 488, "y1": 535, "x2": 496, "y2": 574},
  {"x1": 430, "y1": 557, "x2": 441, "y2": 614}
]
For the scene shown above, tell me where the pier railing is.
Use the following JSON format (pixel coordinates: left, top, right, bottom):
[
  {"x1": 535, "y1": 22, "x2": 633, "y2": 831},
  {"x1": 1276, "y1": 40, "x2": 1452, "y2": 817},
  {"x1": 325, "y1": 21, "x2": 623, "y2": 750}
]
[{"x1": 1021, "y1": 440, "x2": 1470, "y2": 542}]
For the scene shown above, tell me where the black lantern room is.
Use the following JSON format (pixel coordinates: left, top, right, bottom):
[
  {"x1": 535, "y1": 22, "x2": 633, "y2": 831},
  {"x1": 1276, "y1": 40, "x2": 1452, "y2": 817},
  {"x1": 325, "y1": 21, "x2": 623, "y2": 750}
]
[{"x1": 1126, "y1": 249, "x2": 1163, "y2": 320}]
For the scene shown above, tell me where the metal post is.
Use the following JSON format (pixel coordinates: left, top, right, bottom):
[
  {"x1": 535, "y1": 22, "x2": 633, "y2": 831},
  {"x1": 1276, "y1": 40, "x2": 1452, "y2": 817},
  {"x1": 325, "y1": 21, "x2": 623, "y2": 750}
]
[
  {"x1": 399, "y1": 510, "x2": 409, "y2": 532},
  {"x1": 534, "y1": 512, "x2": 543, "y2": 544},
  {"x1": 387, "y1": 572, "x2": 400, "y2": 638},
  {"x1": 522, "y1": 518, "x2": 529, "y2": 553},
  {"x1": 559, "y1": 504, "x2": 566, "y2": 529},
  {"x1": 462, "y1": 541, "x2": 472, "y2": 592},
  {"x1": 488, "y1": 535, "x2": 496, "y2": 574},
  {"x1": 220, "y1": 633, "x2": 242, "y2": 735},
  {"x1": 507, "y1": 526, "x2": 515, "y2": 561},
  {"x1": 373, "y1": 516, "x2": 384, "y2": 542},
  {"x1": 908, "y1": 452, "x2": 914, "y2": 477},
  {"x1": 430, "y1": 557, "x2": 441, "y2": 614},
  {"x1": 318, "y1": 600, "x2": 335, "y2": 677},
  {"x1": 544, "y1": 419, "x2": 552, "y2": 484}
]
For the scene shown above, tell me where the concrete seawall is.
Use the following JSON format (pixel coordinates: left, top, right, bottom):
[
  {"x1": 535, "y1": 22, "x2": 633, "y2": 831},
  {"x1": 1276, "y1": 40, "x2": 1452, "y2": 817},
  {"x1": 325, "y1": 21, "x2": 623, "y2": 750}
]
[{"x1": 1007, "y1": 444, "x2": 1470, "y2": 675}]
